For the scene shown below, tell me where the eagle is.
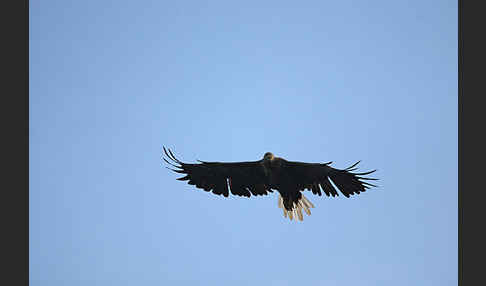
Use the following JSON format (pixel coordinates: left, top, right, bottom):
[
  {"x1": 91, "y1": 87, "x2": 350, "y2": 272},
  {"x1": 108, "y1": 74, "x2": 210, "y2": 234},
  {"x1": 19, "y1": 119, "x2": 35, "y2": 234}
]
[{"x1": 163, "y1": 147, "x2": 378, "y2": 221}]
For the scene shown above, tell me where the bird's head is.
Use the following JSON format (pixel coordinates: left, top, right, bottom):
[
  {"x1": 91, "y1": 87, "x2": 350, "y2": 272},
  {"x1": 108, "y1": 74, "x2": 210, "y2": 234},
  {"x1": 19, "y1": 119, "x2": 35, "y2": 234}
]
[{"x1": 263, "y1": 152, "x2": 275, "y2": 161}]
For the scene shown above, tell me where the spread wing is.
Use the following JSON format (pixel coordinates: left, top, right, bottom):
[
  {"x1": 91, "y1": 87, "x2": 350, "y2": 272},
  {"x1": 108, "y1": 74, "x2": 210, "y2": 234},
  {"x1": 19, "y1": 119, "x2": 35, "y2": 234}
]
[
  {"x1": 282, "y1": 160, "x2": 378, "y2": 197},
  {"x1": 163, "y1": 147, "x2": 272, "y2": 197}
]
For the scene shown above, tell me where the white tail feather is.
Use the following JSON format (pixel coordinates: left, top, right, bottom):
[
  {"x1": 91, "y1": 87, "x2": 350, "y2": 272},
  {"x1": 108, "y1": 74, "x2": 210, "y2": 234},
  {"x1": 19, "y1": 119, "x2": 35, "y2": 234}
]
[
  {"x1": 302, "y1": 196, "x2": 315, "y2": 208},
  {"x1": 277, "y1": 194, "x2": 314, "y2": 222},
  {"x1": 299, "y1": 200, "x2": 311, "y2": 215},
  {"x1": 297, "y1": 206, "x2": 303, "y2": 221}
]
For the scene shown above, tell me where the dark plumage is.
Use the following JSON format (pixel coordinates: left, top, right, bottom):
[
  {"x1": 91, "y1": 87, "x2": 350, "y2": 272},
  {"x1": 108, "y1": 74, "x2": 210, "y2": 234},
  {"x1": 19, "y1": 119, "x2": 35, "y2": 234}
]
[{"x1": 163, "y1": 147, "x2": 378, "y2": 221}]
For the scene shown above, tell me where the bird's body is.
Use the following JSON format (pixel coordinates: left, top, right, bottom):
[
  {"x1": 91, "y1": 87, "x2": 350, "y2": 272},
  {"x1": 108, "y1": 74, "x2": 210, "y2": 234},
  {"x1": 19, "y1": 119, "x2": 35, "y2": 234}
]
[{"x1": 163, "y1": 147, "x2": 377, "y2": 221}]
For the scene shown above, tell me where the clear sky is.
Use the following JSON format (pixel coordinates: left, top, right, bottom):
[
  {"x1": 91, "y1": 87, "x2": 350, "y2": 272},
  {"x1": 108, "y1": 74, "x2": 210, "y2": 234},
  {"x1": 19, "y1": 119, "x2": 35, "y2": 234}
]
[{"x1": 30, "y1": 1, "x2": 457, "y2": 285}]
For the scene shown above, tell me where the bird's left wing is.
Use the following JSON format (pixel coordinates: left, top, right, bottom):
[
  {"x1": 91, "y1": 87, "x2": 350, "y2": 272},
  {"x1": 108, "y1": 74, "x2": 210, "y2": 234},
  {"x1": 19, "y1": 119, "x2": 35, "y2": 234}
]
[
  {"x1": 281, "y1": 159, "x2": 378, "y2": 197},
  {"x1": 163, "y1": 147, "x2": 272, "y2": 198}
]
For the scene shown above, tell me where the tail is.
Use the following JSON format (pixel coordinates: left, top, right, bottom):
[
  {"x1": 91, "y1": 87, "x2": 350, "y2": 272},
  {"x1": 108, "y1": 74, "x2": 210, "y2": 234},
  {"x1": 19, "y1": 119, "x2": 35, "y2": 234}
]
[{"x1": 278, "y1": 194, "x2": 315, "y2": 221}]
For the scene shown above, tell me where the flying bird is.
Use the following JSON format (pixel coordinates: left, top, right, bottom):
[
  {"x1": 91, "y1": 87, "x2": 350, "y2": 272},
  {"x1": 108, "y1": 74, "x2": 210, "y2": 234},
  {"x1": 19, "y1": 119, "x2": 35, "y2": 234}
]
[{"x1": 163, "y1": 147, "x2": 378, "y2": 221}]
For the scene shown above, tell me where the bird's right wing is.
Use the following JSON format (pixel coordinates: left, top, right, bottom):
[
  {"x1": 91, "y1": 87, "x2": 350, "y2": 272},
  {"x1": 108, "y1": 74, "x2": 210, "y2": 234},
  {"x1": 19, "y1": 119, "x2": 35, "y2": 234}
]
[{"x1": 163, "y1": 147, "x2": 272, "y2": 198}]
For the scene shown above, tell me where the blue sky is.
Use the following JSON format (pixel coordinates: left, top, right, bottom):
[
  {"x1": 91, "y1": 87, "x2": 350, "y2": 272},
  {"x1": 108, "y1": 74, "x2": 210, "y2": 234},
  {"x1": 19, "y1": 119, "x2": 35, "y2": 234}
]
[{"x1": 30, "y1": 1, "x2": 457, "y2": 285}]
